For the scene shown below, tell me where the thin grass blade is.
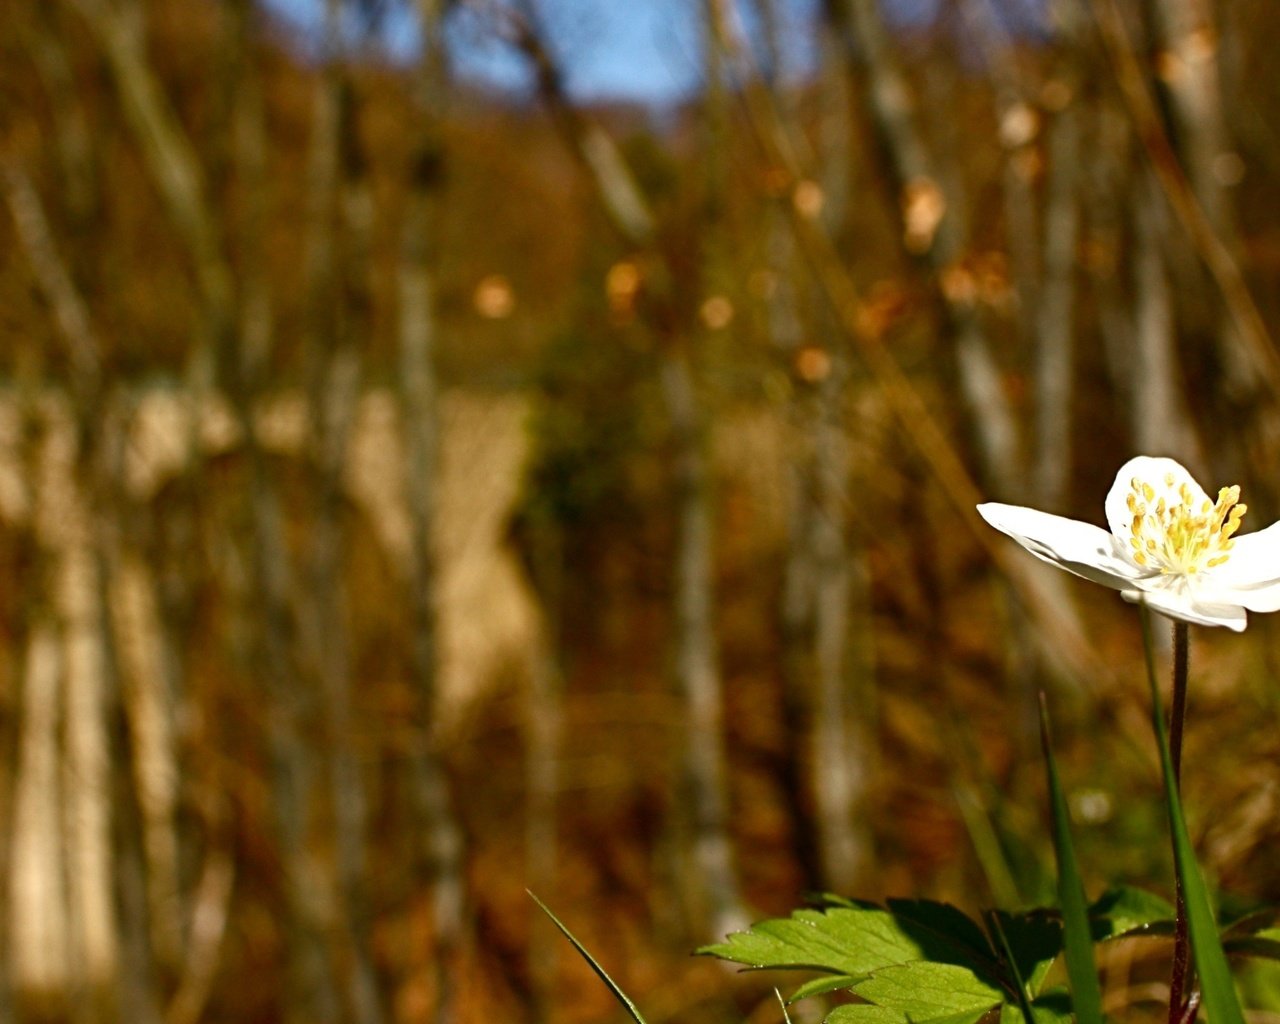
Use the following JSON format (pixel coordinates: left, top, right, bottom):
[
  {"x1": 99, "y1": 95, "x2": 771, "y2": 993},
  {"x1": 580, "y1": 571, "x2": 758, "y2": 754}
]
[
  {"x1": 529, "y1": 891, "x2": 649, "y2": 1024},
  {"x1": 1138, "y1": 607, "x2": 1245, "y2": 1024},
  {"x1": 1039, "y1": 694, "x2": 1104, "y2": 1024},
  {"x1": 985, "y1": 911, "x2": 1037, "y2": 1024}
]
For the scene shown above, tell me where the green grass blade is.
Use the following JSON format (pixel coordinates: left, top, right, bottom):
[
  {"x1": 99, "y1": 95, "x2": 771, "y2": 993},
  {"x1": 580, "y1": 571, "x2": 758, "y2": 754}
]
[
  {"x1": 528, "y1": 891, "x2": 649, "y2": 1024},
  {"x1": 984, "y1": 911, "x2": 1037, "y2": 1024},
  {"x1": 1038, "y1": 695, "x2": 1104, "y2": 1024},
  {"x1": 1138, "y1": 607, "x2": 1245, "y2": 1024}
]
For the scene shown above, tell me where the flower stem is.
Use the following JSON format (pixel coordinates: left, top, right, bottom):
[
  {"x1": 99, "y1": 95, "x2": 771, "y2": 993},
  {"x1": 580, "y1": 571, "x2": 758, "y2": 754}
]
[
  {"x1": 1170, "y1": 622, "x2": 1189, "y2": 788},
  {"x1": 1167, "y1": 621, "x2": 1192, "y2": 1024}
]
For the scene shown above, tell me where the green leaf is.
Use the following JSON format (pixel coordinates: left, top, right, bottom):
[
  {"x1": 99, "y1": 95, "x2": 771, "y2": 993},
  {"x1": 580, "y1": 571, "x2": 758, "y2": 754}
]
[
  {"x1": 990, "y1": 909, "x2": 1063, "y2": 995},
  {"x1": 1040, "y1": 697, "x2": 1104, "y2": 1024},
  {"x1": 698, "y1": 906, "x2": 918, "y2": 977},
  {"x1": 699, "y1": 901, "x2": 1001, "y2": 980},
  {"x1": 1140, "y1": 607, "x2": 1246, "y2": 1024},
  {"x1": 787, "y1": 975, "x2": 864, "y2": 1004},
  {"x1": 1224, "y1": 932, "x2": 1280, "y2": 962},
  {"x1": 1088, "y1": 885, "x2": 1175, "y2": 939},
  {"x1": 883, "y1": 899, "x2": 1002, "y2": 974},
  {"x1": 1000, "y1": 989, "x2": 1074, "y2": 1024},
  {"x1": 985, "y1": 912, "x2": 1036, "y2": 1024},
  {"x1": 528, "y1": 892, "x2": 648, "y2": 1024},
  {"x1": 828, "y1": 1005, "x2": 988, "y2": 1024},
  {"x1": 850, "y1": 961, "x2": 1003, "y2": 1021},
  {"x1": 1222, "y1": 906, "x2": 1280, "y2": 938},
  {"x1": 825, "y1": 1006, "x2": 913, "y2": 1024}
]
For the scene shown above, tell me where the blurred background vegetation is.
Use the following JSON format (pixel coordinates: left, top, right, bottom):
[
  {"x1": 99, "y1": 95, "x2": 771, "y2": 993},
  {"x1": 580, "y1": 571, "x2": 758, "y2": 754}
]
[{"x1": 4, "y1": 0, "x2": 1280, "y2": 1022}]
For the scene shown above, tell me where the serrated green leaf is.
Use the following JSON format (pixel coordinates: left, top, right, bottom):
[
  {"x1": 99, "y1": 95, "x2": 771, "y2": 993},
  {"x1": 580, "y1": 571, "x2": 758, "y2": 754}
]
[
  {"x1": 1088, "y1": 885, "x2": 1175, "y2": 939},
  {"x1": 699, "y1": 900, "x2": 1002, "y2": 982},
  {"x1": 698, "y1": 906, "x2": 922, "y2": 976},
  {"x1": 1140, "y1": 607, "x2": 1246, "y2": 1024},
  {"x1": 828, "y1": 1005, "x2": 988, "y2": 1024},
  {"x1": 883, "y1": 900, "x2": 1001, "y2": 974},
  {"x1": 851, "y1": 961, "x2": 1002, "y2": 1021},
  {"x1": 1040, "y1": 697, "x2": 1104, "y2": 1024},
  {"x1": 825, "y1": 1005, "x2": 910, "y2": 1024},
  {"x1": 787, "y1": 974, "x2": 863, "y2": 1003}
]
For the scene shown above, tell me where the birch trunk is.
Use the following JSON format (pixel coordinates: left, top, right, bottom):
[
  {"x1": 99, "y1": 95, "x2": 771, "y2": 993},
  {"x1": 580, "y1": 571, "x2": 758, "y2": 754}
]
[
  {"x1": 297, "y1": 14, "x2": 386, "y2": 1023},
  {"x1": 660, "y1": 349, "x2": 745, "y2": 941},
  {"x1": 514, "y1": 0, "x2": 745, "y2": 941},
  {"x1": 399, "y1": 4, "x2": 466, "y2": 1020},
  {"x1": 832, "y1": 0, "x2": 1020, "y2": 499},
  {"x1": 4, "y1": 151, "x2": 167, "y2": 1021},
  {"x1": 1133, "y1": 170, "x2": 1200, "y2": 463},
  {"x1": 1032, "y1": 96, "x2": 1082, "y2": 509},
  {"x1": 804, "y1": 2, "x2": 873, "y2": 892},
  {"x1": 301, "y1": 48, "x2": 385, "y2": 1024},
  {"x1": 1143, "y1": 0, "x2": 1273, "y2": 472}
]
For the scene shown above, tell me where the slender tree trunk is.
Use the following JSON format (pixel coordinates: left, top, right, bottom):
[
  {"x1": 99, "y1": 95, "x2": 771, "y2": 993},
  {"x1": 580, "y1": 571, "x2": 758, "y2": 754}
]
[
  {"x1": 522, "y1": 533, "x2": 563, "y2": 1024},
  {"x1": 514, "y1": 0, "x2": 745, "y2": 941},
  {"x1": 1033, "y1": 95, "x2": 1082, "y2": 509},
  {"x1": 1143, "y1": 0, "x2": 1271, "y2": 477},
  {"x1": 831, "y1": 0, "x2": 1020, "y2": 499},
  {"x1": 660, "y1": 349, "x2": 745, "y2": 941},
  {"x1": 90, "y1": 408, "x2": 166, "y2": 1024},
  {"x1": 1133, "y1": 170, "x2": 1200, "y2": 463},
  {"x1": 301, "y1": 58, "x2": 386, "y2": 1024},
  {"x1": 399, "y1": 5, "x2": 467, "y2": 1020},
  {"x1": 4, "y1": 147, "x2": 166, "y2": 1022},
  {"x1": 808, "y1": 361, "x2": 872, "y2": 892},
  {"x1": 295, "y1": 12, "x2": 384, "y2": 1024}
]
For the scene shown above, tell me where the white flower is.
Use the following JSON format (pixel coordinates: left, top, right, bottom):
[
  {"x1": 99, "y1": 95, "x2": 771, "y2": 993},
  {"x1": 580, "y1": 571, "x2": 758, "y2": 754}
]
[{"x1": 977, "y1": 455, "x2": 1280, "y2": 631}]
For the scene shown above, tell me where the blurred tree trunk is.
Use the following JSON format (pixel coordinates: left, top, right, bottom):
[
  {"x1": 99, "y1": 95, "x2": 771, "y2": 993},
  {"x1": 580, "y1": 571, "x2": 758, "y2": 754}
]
[
  {"x1": 3, "y1": 153, "x2": 164, "y2": 1023},
  {"x1": 1142, "y1": 0, "x2": 1272, "y2": 475},
  {"x1": 774, "y1": 0, "x2": 874, "y2": 894},
  {"x1": 522, "y1": 540, "x2": 564, "y2": 1024},
  {"x1": 1132, "y1": 169, "x2": 1200, "y2": 462},
  {"x1": 1032, "y1": 90, "x2": 1081, "y2": 510},
  {"x1": 63, "y1": 0, "x2": 348, "y2": 1018},
  {"x1": 93, "y1": 409, "x2": 165, "y2": 1024},
  {"x1": 515, "y1": 0, "x2": 745, "y2": 941},
  {"x1": 963, "y1": 0, "x2": 1083, "y2": 510},
  {"x1": 218, "y1": 6, "x2": 343, "y2": 1023},
  {"x1": 758, "y1": 0, "x2": 827, "y2": 893},
  {"x1": 659, "y1": 348, "x2": 744, "y2": 940},
  {"x1": 814, "y1": 5, "x2": 873, "y2": 897},
  {"x1": 399, "y1": 4, "x2": 467, "y2": 1021},
  {"x1": 829, "y1": 0, "x2": 1019, "y2": 501},
  {"x1": 666, "y1": 0, "x2": 745, "y2": 942},
  {"x1": 299, "y1": 13, "x2": 385, "y2": 1021}
]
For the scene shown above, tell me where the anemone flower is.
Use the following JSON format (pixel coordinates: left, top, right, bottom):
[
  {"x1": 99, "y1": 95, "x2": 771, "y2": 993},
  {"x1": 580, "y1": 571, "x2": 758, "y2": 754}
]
[{"x1": 977, "y1": 455, "x2": 1280, "y2": 632}]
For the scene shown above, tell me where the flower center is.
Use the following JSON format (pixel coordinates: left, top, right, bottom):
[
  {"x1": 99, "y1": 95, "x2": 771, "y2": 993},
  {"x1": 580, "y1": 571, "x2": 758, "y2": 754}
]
[{"x1": 1125, "y1": 474, "x2": 1246, "y2": 575}]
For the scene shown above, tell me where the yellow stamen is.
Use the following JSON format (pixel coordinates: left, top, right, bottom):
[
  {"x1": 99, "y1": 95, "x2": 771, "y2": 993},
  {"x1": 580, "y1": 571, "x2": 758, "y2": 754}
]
[{"x1": 1126, "y1": 474, "x2": 1246, "y2": 576}]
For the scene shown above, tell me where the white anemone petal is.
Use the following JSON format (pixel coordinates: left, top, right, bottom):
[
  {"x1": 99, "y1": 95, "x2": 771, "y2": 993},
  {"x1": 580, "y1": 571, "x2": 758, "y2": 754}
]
[
  {"x1": 977, "y1": 503, "x2": 1144, "y2": 591},
  {"x1": 1207, "y1": 520, "x2": 1280, "y2": 593},
  {"x1": 1121, "y1": 587, "x2": 1248, "y2": 631},
  {"x1": 1103, "y1": 456, "x2": 1209, "y2": 545}
]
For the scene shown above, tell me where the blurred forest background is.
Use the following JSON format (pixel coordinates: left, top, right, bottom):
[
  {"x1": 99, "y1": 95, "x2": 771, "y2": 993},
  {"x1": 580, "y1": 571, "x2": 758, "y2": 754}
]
[{"x1": 5, "y1": 0, "x2": 1280, "y2": 1022}]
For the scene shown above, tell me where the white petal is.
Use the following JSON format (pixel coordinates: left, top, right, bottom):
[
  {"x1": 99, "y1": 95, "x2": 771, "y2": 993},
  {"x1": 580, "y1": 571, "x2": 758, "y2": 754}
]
[
  {"x1": 1207, "y1": 520, "x2": 1280, "y2": 597},
  {"x1": 1205, "y1": 582, "x2": 1280, "y2": 613},
  {"x1": 1121, "y1": 587, "x2": 1248, "y2": 631},
  {"x1": 977, "y1": 503, "x2": 1144, "y2": 590},
  {"x1": 1104, "y1": 456, "x2": 1210, "y2": 543}
]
